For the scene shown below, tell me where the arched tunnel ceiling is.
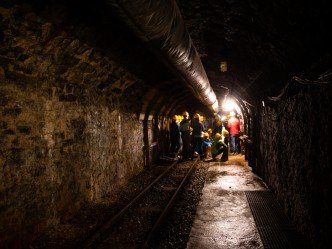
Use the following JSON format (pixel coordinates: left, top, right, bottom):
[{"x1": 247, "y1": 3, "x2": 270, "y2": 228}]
[
  {"x1": 20, "y1": 0, "x2": 208, "y2": 115},
  {"x1": 91, "y1": 0, "x2": 330, "y2": 109},
  {"x1": 15, "y1": 0, "x2": 330, "y2": 114}
]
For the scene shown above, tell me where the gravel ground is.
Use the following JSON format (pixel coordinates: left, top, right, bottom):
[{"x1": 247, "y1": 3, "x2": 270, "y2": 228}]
[
  {"x1": 147, "y1": 161, "x2": 208, "y2": 249},
  {"x1": 30, "y1": 159, "x2": 208, "y2": 249}
]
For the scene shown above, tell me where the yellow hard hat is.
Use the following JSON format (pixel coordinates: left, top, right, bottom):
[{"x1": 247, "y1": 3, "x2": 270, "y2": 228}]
[
  {"x1": 222, "y1": 129, "x2": 229, "y2": 136},
  {"x1": 172, "y1": 115, "x2": 177, "y2": 121},
  {"x1": 182, "y1": 111, "x2": 189, "y2": 117},
  {"x1": 203, "y1": 132, "x2": 209, "y2": 137},
  {"x1": 215, "y1": 133, "x2": 222, "y2": 139},
  {"x1": 194, "y1": 113, "x2": 200, "y2": 119}
]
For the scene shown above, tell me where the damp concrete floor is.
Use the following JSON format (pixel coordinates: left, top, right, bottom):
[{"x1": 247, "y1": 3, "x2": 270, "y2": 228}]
[{"x1": 186, "y1": 154, "x2": 268, "y2": 249}]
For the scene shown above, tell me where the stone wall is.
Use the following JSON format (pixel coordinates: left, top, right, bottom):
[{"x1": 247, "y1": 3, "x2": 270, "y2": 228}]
[
  {"x1": 0, "y1": 4, "x2": 149, "y2": 247},
  {"x1": 256, "y1": 83, "x2": 331, "y2": 248}
]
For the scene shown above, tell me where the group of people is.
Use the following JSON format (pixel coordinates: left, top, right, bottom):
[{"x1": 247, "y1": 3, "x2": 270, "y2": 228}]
[{"x1": 169, "y1": 111, "x2": 242, "y2": 162}]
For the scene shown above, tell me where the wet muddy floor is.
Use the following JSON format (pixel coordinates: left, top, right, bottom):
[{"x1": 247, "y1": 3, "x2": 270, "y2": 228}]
[{"x1": 187, "y1": 154, "x2": 268, "y2": 249}]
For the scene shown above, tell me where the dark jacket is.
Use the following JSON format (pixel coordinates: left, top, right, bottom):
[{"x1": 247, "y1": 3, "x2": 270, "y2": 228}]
[
  {"x1": 170, "y1": 121, "x2": 180, "y2": 140},
  {"x1": 180, "y1": 119, "x2": 191, "y2": 136},
  {"x1": 192, "y1": 120, "x2": 204, "y2": 138}
]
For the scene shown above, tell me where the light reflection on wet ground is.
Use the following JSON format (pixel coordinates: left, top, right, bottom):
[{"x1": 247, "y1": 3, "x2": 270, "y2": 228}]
[{"x1": 187, "y1": 155, "x2": 267, "y2": 249}]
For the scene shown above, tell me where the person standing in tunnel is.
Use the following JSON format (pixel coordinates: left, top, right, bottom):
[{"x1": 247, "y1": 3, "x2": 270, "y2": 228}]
[
  {"x1": 220, "y1": 128, "x2": 229, "y2": 161},
  {"x1": 228, "y1": 111, "x2": 241, "y2": 155},
  {"x1": 191, "y1": 113, "x2": 204, "y2": 159},
  {"x1": 213, "y1": 115, "x2": 223, "y2": 135},
  {"x1": 180, "y1": 111, "x2": 191, "y2": 160},
  {"x1": 169, "y1": 115, "x2": 181, "y2": 158}
]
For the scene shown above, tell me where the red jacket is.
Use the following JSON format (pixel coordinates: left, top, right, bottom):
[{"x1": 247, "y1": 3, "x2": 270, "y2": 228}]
[{"x1": 228, "y1": 117, "x2": 240, "y2": 135}]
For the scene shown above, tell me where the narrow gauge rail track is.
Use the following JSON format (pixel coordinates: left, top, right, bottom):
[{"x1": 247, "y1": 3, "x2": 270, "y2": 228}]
[{"x1": 81, "y1": 158, "x2": 198, "y2": 249}]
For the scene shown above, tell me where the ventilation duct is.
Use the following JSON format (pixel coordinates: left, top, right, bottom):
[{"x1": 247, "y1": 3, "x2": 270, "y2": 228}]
[{"x1": 105, "y1": 0, "x2": 219, "y2": 113}]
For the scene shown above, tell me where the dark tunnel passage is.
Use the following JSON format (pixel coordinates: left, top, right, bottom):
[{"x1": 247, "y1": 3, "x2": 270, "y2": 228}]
[{"x1": 0, "y1": 0, "x2": 331, "y2": 248}]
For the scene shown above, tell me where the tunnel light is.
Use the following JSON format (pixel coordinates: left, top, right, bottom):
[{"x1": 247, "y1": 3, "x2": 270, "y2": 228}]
[
  {"x1": 223, "y1": 99, "x2": 237, "y2": 111},
  {"x1": 220, "y1": 61, "x2": 227, "y2": 72},
  {"x1": 221, "y1": 97, "x2": 241, "y2": 115}
]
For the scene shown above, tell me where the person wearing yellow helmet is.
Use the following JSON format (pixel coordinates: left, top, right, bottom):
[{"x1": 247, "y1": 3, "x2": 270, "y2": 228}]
[
  {"x1": 207, "y1": 128, "x2": 213, "y2": 137},
  {"x1": 170, "y1": 114, "x2": 181, "y2": 157},
  {"x1": 221, "y1": 128, "x2": 229, "y2": 161},
  {"x1": 214, "y1": 133, "x2": 222, "y2": 139},
  {"x1": 180, "y1": 111, "x2": 191, "y2": 160},
  {"x1": 222, "y1": 129, "x2": 229, "y2": 137},
  {"x1": 213, "y1": 114, "x2": 223, "y2": 135},
  {"x1": 202, "y1": 132, "x2": 212, "y2": 159},
  {"x1": 191, "y1": 113, "x2": 204, "y2": 159},
  {"x1": 211, "y1": 132, "x2": 227, "y2": 161}
]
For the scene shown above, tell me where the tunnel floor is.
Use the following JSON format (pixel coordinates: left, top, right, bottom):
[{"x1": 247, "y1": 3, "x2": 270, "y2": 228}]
[
  {"x1": 186, "y1": 155, "x2": 305, "y2": 249},
  {"x1": 186, "y1": 155, "x2": 266, "y2": 249},
  {"x1": 29, "y1": 155, "x2": 306, "y2": 249}
]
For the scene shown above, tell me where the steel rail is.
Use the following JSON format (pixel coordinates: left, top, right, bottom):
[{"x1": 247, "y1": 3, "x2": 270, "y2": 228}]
[
  {"x1": 141, "y1": 158, "x2": 198, "y2": 248},
  {"x1": 82, "y1": 159, "x2": 179, "y2": 248}
]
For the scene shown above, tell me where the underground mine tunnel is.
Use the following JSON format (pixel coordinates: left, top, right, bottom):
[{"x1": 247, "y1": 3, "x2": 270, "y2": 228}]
[{"x1": 0, "y1": 0, "x2": 330, "y2": 248}]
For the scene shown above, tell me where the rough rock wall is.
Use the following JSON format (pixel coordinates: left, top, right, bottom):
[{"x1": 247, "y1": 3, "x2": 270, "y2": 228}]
[
  {"x1": 0, "y1": 4, "x2": 147, "y2": 246},
  {"x1": 256, "y1": 83, "x2": 331, "y2": 248}
]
